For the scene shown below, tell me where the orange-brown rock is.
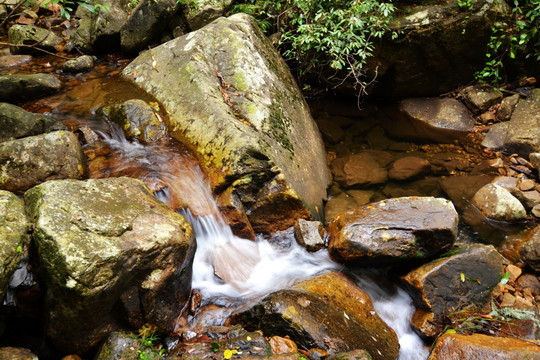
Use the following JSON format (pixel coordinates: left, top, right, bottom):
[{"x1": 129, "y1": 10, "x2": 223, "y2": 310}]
[
  {"x1": 388, "y1": 156, "x2": 430, "y2": 181},
  {"x1": 268, "y1": 336, "x2": 298, "y2": 355},
  {"x1": 331, "y1": 152, "x2": 388, "y2": 188},
  {"x1": 328, "y1": 197, "x2": 458, "y2": 265},
  {"x1": 428, "y1": 333, "x2": 540, "y2": 360}
]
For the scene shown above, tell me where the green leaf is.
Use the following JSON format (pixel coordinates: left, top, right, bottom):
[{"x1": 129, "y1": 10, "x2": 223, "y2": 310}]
[
  {"x1": 16, "y1": 245, "x2": 22, "y2": 253},
  {"x1": 500, "y1": 272, "x2": 510, "y2": 285},
  {"x1": 211, "y1": 342, "x2": 219, "y2": 352}
]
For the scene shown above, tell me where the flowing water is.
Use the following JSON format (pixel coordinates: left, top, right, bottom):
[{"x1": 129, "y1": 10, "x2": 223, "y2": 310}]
[{"x1": 21, "y1": 68, "x2": 431, "y2": 359}]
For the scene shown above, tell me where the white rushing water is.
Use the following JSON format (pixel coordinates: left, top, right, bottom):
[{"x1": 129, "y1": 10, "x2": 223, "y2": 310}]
[{"x1": 91, "y1": 122, "x2": 428, "y2": 360}]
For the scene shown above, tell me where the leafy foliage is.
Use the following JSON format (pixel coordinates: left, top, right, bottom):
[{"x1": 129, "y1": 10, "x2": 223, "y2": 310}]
[
  {"x1": 231, "y1": 0, "x2": 396, "y2": 97},
  {"x1": 476, "y1": 0, "x2": 540, "y2": 84}
]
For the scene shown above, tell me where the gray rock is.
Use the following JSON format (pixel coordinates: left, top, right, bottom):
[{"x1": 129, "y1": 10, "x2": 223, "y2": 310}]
[
  {"x1": 483, "y1": 89, "x2": 540, "y2": 157},
  {"x1": 381, "y1": 97, "x2": 475, "y2": 143},
  {"x1": 328, "y1": 197, "x2": 458, "y2": 265},
  {"x1": 519, "y1": 226, "x2": 540, "y2": 273},
  {"x1": 0, "y1": 347, "x2": 38, "y2": 360},
  {"x1": 294, "y1": 219, "x2": 325, "y2": 252},
  {"x1": 497, "y1": 94, "x2": 520, "y2": 121},
  {"x1": 99, "y1": 99, "x2": 165, "y2": 142},
  {"x1": 122, "y1": 14, "x2": 329, "y2": 233},
  {"x1": 460, "y1": 84, "x2": 503, "y2": 114},
  {"x1": 185, "y1": 0, "x2": 232, "y2": 30},
  {"x1": 403, "y1": 244, "x2": 505, "y2": 338},
  {"x1": 24, "y1": 177, "x2": 195, "y2": 353},
  {"x1": 8, "y1": 24, "x2": 62, "y2": 54},
  {"x1": 0, "y1": 131, "x2": 85, "y2": 194},
  {"x1": 61, "y1": 55, "x2": 94, "y2": 73},
  {"x1": 0, "y1": 191, "x2": 28, "y2": 304},
  {"x1": 0, "y1": 74, "x2": 62, "y2": 102},
  {"x1": 0, "y1": 102, "x2": 66, "y2": 143},
  {"x1": 472, "y1": 183, "x2": 527, "y2": 222}
]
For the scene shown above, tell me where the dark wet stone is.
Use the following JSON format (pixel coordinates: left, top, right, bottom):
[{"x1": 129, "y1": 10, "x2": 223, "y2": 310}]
[
  {"x1": 0, "y1": 102, "x2": 66, "y2": 143},
  {"x1": 403, "y1": 244, "x2": 505, "y2": 338},
  {"x1": 0, "y1": 74, "x2": 62, "y2": 102},
  {"x1": 328, "y1": 197, "x2": 458, "y2": 265}
]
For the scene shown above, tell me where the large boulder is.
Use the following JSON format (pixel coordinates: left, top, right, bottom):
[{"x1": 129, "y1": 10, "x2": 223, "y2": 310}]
[
  {"x1": 234, "y1": 272, "x2": 400, "y2": 360},
  {"x1": 328, "y1": 197, "x2": 458, "y2": 265},
  {"x1": 380, "y1": 98, "x2": 475, "y2": 143},
  {"x1": 369, "y1": 0, "x2": 510, "y2": 97},
  {"x1": 0, "y1": 131, "x2": 85, "y2": 194},
  {"x1": 402, "y1": 244, "x2": 505, "y2": 338},
  {"x1": 0, "y1": 191, "x2": 28, "y2": 304},
  {"x1": 122, "y1": 14, "x2": 329, "y2": 233},
  {"x1": 483, "y1": 89, "x2": 540, "y2": 157},
  {"x1": 0, "y1": 103, "x2": 66, "y2": 143},
  {"x1": 24, "y1": 177, "x2": 195, "y2": 354},
  {"x1": 0, "y1": 74, "x2": 62, "y2": 102},
  {"x1": 428, "y1": 333, "x2": 540, "y2": 360}
]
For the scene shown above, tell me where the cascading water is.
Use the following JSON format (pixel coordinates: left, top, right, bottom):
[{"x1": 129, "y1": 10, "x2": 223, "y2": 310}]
[{"x1": 80, "y1": 118, "x2": 428, "y2": 360}]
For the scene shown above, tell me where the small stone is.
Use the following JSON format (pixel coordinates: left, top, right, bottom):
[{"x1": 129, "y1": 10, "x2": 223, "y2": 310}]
[
  {"x1": 497, "y1": 94, "x2": 520, "y2": 121},
  {"x1": 514, "y1": 295, "x2": 534, "y2": 309},
  {"x1": 294, "y1": 219, "x2": 325, "y2": 252},
  {"x1": 62, "y1": 55, "x2": 94, "y2": 73},
  {"x1": 506, "y1": 264, "x2": 522, "y2": 283},
  {"x1": 479, "y1": 111, "x2": 497, "y2": 124},
  {"x1": 307, "y1": 348, "x2": 329, "y2": 360},
  {"x1": 500, "y1": 292, "x2": 516, "y2": 307},
  {"x1": 520, "y1": 179, "x2": 536, "y2": 191},
  {"x1": 268, "y1": 336, "x2": 298, "y2": 355},
  {"x1": 472, "y1": 183, "x2": 527, "y2": 222}
]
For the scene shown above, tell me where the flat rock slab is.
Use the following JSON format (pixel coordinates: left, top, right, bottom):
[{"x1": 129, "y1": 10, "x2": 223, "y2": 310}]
[
  {"x1": 0, "y1": 191, "x2": 28, "y2": 302},
  {"x1": 381, "y1": 97, "x2": 475, "y2": 143},
  {"x1": 328, "y1": 197, "x2": 458, "y2": 265},
  {"x1": 483, "y1": 89, "x2": 540, "y2": 157},
  {"x1": 122, "y1": 14, "x2": 329, "y2": 232},
  {"x1": 403, "y1": 244, "x2": 505, "y2": 338},
  {"x1": 0, "y1": 73, "x2": 62, "y2": 102},
  {"x1": 0, "y1": 131, "x2": 85, "y2": 194},
  {"x1": 428, "y1": 333, "x2": 540, "y2": 360},
  {"x1": 24, "y1": 177, "x2": 194, "y2": 353},
  {"x1": 0, "y1": 102, "x2": 66, "y2": 143}
]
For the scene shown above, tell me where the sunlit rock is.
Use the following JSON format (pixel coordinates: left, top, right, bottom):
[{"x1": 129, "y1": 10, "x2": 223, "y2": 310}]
[
  {"x1": 472, "y1": 183, "x2": 527, "y2": 222},
  {"x1": 0, "y1": 191, "x2": 28, "y2": 306},
  {"x1": 328, "y1": 197, "x2": 458, "y2": 265},
  {"x1": 234, "y1": 272, "x2": 399, "y2": 360},
  {"x1": 0, "y1": 74, "x2": 61, "y2": 102},
  {"x1": 24, "y1": 177, "x2": 195, "y2": 354},
  {"x1": 122, "y1": 14, "x2": 329, "y2": 233},
  {"x1": 483, "y1": 89, "x2": 540, "y2": 157},
  {"x1": 519, "y1": 226, "x2": 540, "y2": 274},
  {"x1": 0, "y1": 347, "x2": 38, "y2": 360},
  {"x1": 99, "y1": 99, "x2": 166, "y2": 143},
  {"x1": 0, "y1": 103, "x2": 66, "y2": 144},
  {"x1": 184, "y1": 0, "x2": 232, "y2": 30},
  {"x1": 428, "y1": 333, "x2": 540, "y2": 360},
  {"x1": 402, "y1": 244, "x2": 504, "y2": 338},
  {"x1": 8, "y1": 24, "x2": 62, "y2": 54},
  {"x1": 459, "y1": 84, "x2": 503, "y2": 114},
  {"x1": 0, "y1": 131, "x2": 85, "y2": 194},
  {"x1": 380, "y1": 98, "x2": 475, "y2": 143},
  {"x1": 294, "y1": 218, "x2": 325, "y2": 252}
]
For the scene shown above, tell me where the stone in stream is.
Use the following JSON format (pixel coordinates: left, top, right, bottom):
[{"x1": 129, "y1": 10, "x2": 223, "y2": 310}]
[
  {"x1": 380, "y1": 97, "x2": 475, "y2": 143},
  {"x1": 402, "y1": 244, "x2": 505, "y2": 338},
  {"x1": 8, "y1": 24, "x2": 62, "y2": 54},
  {"x1": 294, "y1": 218, "x2": 326, "y2": 252},
  {"x1": 459, "y1": 84, "x2": 503, "y2": 114},
  {"x1": 0, "y1": 74, "x2": 62, "y2": 102},
  {"x1": 328, "y1": 197, "x2": 458, "y2": 266},
  {"x1": 483, "y1": 88, "x2": 540, "y2": 157},
  {"x1": 0, "y1": 102, "x2": 66, "y2": 143},
  {"x1": 99, "y1": 99, "x2": 166, "y2": 143},
  {"x1": 122, "y1": 14, "x2": 329, "y2": 234},
  {"x1": 24, "y1": 177, "x2": 195, "y2": 354},
  {"x1": 61, "y1": 55, "x2": 95, "y2": 73},
  {"x1": 471, "y1": 183, "x2": 527, "y2": 222},
  {"x1": 428, "y1": 333, "x2": 540, "y2": 360},
  {"x1": 519, "y1": 226, "x2": 540, "y2": 274},
  {"x1": 0, "y1": 191, "x2": 29, "y2": 307},
  {"x1": 0, "y1": 131, "x2": 85, "y2": 194},
  {"x1": 234, "y1": 271, "x2": 400, "y2": 360}
]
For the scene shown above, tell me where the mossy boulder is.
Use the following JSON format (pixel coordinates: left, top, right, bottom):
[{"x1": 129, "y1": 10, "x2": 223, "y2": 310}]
[
  {"x1": 24, "y1": 177, "x2": 195, "y2": 354},
  {"x1": 8, "y1": 24, "x2": 62, "y2": 54},
  {"x1": 0, "y1": 131, "x2": 85, "y2": 194},
  {"x1": 0, "y1": 191, "x2": 28, "y2": 304},
  {"x1": 184, "y1": 0, "x2": 232, "y2": 30},
  {"x1": 122, "y1": 14, "x2": 329, "y2": 233},
  {"x1": 0, "y1": 102, "x2": 66, "y2": 143}
]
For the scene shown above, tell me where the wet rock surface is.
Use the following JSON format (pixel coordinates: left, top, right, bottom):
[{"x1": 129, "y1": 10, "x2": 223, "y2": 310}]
[
  {"x1": 0, "y1": 102, "x2": 66, "y2": 143},
  {"x1": 0, "y1": 131, "x2": 85, "y2": 194},
  {"x1": 24, "y1": 177, "x2": 195, "y2": 353},
  {"x1": 0, "y1": 74, "x2": 62, "y2": 102},
  {"x1": 122, "y1": 14, "x2": 329, "y2": 233},
  {"x1": 403, "y1": 244, "x2": 505, "y2": 338},
  {"x1": 294, "y1": 219, "x2": 325, "y2": 252},
  {"x1": 428, "y1": 333, "x2": 540, "y2": 360},
  {"x1": 472, "y1": 183, "x2": 527, "y2": 222},
  {"x1": 328, "y1": 197, "x2": 458, "y2": 265}
]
